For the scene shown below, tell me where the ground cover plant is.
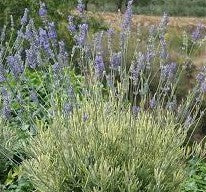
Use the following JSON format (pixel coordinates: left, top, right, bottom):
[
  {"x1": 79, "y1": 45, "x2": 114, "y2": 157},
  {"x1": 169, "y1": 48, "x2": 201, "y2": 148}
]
[{"x1": 0, "y1": 0, "x2": 206, "y2": 191}]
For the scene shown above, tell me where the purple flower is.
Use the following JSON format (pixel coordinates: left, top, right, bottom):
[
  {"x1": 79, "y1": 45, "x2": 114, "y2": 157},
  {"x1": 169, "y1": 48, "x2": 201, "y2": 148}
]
[
  {"x1": 196, "y1": 66, "x2": 206, "y2": 85},
  {"x1": 26, "y1": 45, "x2": 39, "y2": 69},
  {"x1": 159, "y1": 36, "x2": 168, "y2": 60},
  {"x1": 68, "y1": 16, "x2": 76, "y2": 34},
  {"x1": 131, "y1": 52, "x2": 145, "y2": 83},
  {"x1": 2, "y1": 103, "x2": 11, "y2": 119},
  {"x1": 166, "y1": 100, "x2": 176, "y2": 111},
  {"x1": 58, "y1": 41, "x2": 68, "y2": 67},
  {"x1": 52, "y1": 62, "x2": 60, "y2": 73},
  {"x1": 39, "y1": 28, "x2": 52, "y2": 55},
  {"x1": 94, "y1": 55, "x2": 104, "y2": 77},
  {"x1": 63, "y1": 103, "x2": 73, "y2": 115},
  {"x1": 159, "y1": 13, "x2": 169, "y2": 30},
  {"x1": 76, "y1": 23, "x2": 88, "y2": 47},
  {"x1": 30, "y1": 89, "x2": 38, "y2": 103},
  {"x1": 25, "y1": 24, "x2": 33, "y2": 40},
  {"x1": 192, "y1": 24, "x2": 204, "y2": 41},
  {"x1": 200, "y1": 81, "x2": 206, "y2": 93},
  {"x1": 95, "y1": 32, "x2": 103, "y2": 53},
  {"x1": 77, "y1": 0, "x2": 85, "y2": 14},
  {"x1": 122, "y1": 0, "x2": 133, "y2": 31},
  {"x1": 0, "y1": 64, "x2": 6, "y2": 82},
  {"x1": 39, "y1": 2, "x2": 47, "y2": 17},
  {"x1": 149, "y1": 97, "x2": 156, "y2": 109},
  {"x1": 83, "y1": 113, "x2": 89, "y2": 122},
  {"x1": 111, "y1": 52, "x2": 121, "y2": 70},
  {"x1": 161, "y1": 62, "x2": 177, "y2": 80},
  {"x1": 21, "y1": 8, "x2": 29, "y2": 25},
  {"x1": 48, "y1": 22, "x2": 57, "y2": 40},
  {"x1": 184, "y1": 115, "x2": 193, "y2": 128},
  {"x1": 107, "y1": 28, "x2": 114, "y2": 37},
  {"x1": 1, "y1": 88, "x2": 11, "y2": 119},
  {"x1": 196, "y1": 73, "x2": 205, "y2": 85},
  {"x1": 132, "y1": 105, "x2": 140, "y2": 117},
  {"x1": 107, "y1": 28, "x2": 114, "y2": 50},
  {"x1": 7, "y1": 54, "x2": 24, "y2": 78},
  {"x1": 14, "y1": 30, "x2": 24, "y2": 50},
  {"x1": 67, "y1": 86, "x2": 75, "y2": 99}
]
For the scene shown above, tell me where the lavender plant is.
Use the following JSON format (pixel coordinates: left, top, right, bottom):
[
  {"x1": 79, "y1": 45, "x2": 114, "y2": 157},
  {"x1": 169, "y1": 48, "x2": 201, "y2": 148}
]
[{"x1": 0, "y1": 1, "x2": 206, "y2": 191}]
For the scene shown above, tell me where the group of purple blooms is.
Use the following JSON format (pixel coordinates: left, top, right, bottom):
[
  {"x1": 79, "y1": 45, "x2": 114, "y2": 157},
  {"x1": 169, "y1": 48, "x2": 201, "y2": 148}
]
[{"x1": 0, "y1": 0, "x2": 205, "y2": 125}]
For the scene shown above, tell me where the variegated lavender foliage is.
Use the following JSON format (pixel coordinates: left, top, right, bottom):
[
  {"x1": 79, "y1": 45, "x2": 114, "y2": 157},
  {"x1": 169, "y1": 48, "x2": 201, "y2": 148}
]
[{"x1": 0, "y1": 0, "x2": 205, "y2": 133}]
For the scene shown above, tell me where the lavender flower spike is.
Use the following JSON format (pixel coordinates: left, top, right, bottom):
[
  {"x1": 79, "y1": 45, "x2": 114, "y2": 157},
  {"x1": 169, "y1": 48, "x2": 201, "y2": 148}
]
[
  {"x1": 76, "y1": 23, "x2": 88, "y2": 47},
  {"x1": 39, "y1": 2, "x2": 47, "y2": 17},
  {"x1": 192, "y1": 23, "x2": 204, "y2": 41},
  {"x1": 77, "y1": 0, "x2": 85, "y2": 14},
  {"x1": 132, "y1": 106, "x2": 140, "y2": 117},
  {"x1": 7, "y1": 54, "x2": 24, "y2": 78},
  {"x1": 68, "y1": 16, "x2": 76, "y2": 34},
  {"x1": 122, "y1": 0, "x2": 133, "y2": 31},
  {"x1": 111, "y1": 52, "x2": 121, "y2": 70},
  {"x1": 26, "y1": 45, "x2": 39, "y2": 69},
  {"x1": 48, "y1": 22, "x2": 57, "y2": 40},
  {"x1": 94, "y1": 55, "x2": 104, "y2": 78},
  {"x1": 21, "y1": 8, "x2": 29, "y2": 25},
  {"x1": 149, "y1": 96, "x2": 156, "y2": 109},
  {"x1": 161, "y1": 62, "x2": 177, "y2": 80},
  {"x1": 1, "y1": 88, "x2": 11, "y2": 119}
]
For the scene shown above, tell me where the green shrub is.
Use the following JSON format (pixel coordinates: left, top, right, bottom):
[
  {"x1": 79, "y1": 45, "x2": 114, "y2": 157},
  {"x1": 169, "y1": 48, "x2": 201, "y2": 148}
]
[
  {"x1": 183, "y1": 158, "x2": 206, "y2": 191},
  {"x1": 22, "y1": 100, "x2": 205, "y2": 192}
]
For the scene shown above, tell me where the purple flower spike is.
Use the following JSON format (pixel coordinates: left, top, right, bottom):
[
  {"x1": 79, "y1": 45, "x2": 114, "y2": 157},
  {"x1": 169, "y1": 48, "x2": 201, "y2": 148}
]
[
  {"x1": 68, "y1": 16, "x2": 76, "y2": 34},
  {"x1": 132, "y1": 106, "x2": 140, "y2": 117},
  {"x1": 26, "y1": 45, "x2": 39, "y2": 69},
  {"x1": 58, "y1": 41, "x2": 68, "y2": 67},
  {"x1": 149, "y1": 97, "x2": 156, "y2": 109},
  {"x1": 48, "y1": 22, "x2": 57, "y2": 40},
  {"x1": 161, "y1": 62, "x2": 177, "y2": 81},
  {"x1": 200, "y1": 81, "x2": 206, "y2": 93},
  {"x1": 1, "y1": 88, "x2": 11, "y2": 119},
  {"x1": 111, "y1": 52, "x2": 121, "y2": 70},
  {"x1": 95, "y1": 32, "x2": 103, "y2": 53},
  {"x1": 39, "y1": 28, "x2": 52, "y2": 56},
  {"x1": 39, "y1": 2, "x2": 47, "y2": 17},
  {"x1": 166, "y1": 100, "x2": 176, "y2": 111},
  {"x1": 94, "y1": 55, "x2": 104, "y2": 78},
  {"x1": 122, "y1": 0, "x2": 133, "y2": 31},
  {"x1": 0, "y1": 64, "x2": 6, "y2": 83},
  {"x1": 77, "y1": 0, "x2": 85, "y2": 14},
  {"x1": 30, "y1": 89, "x2": 38, "y2": 103},
  {"x1": 159, "y1": 13, "x2": 169, "y2": 29},
  {"x1": 21, "y1": 8, "x2": 29, "y2": 25},
  {"x1": 184, "y1": 115, "x2": 193, "y2": 128},
  {"x1": 192, "y1": 24, "x2": 204, "y2": 41},
  {"x1": 7, "y1": 54, "x2": 24, "y2": 78},
  {"x1": 63, "y1": 103, "x2": 73, "y2": 115},
  {"x1": 76, "y1": 23, "x2": 88, "y2": 47}
]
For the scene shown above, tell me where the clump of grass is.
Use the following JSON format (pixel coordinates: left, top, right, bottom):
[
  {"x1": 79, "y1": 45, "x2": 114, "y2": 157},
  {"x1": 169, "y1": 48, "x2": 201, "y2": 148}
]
[{"x1": 22, "y1": 101, "x2": 205, "y2": 192}]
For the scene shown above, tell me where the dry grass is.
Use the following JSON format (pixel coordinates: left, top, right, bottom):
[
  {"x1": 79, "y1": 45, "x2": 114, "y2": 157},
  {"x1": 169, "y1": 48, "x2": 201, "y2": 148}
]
[
  {"x1": 87, "y1": 12, "x2": 206, "y2": 29},
  {"x1": 88, "y1": 12, "x2": 206, "y2": 67}
]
